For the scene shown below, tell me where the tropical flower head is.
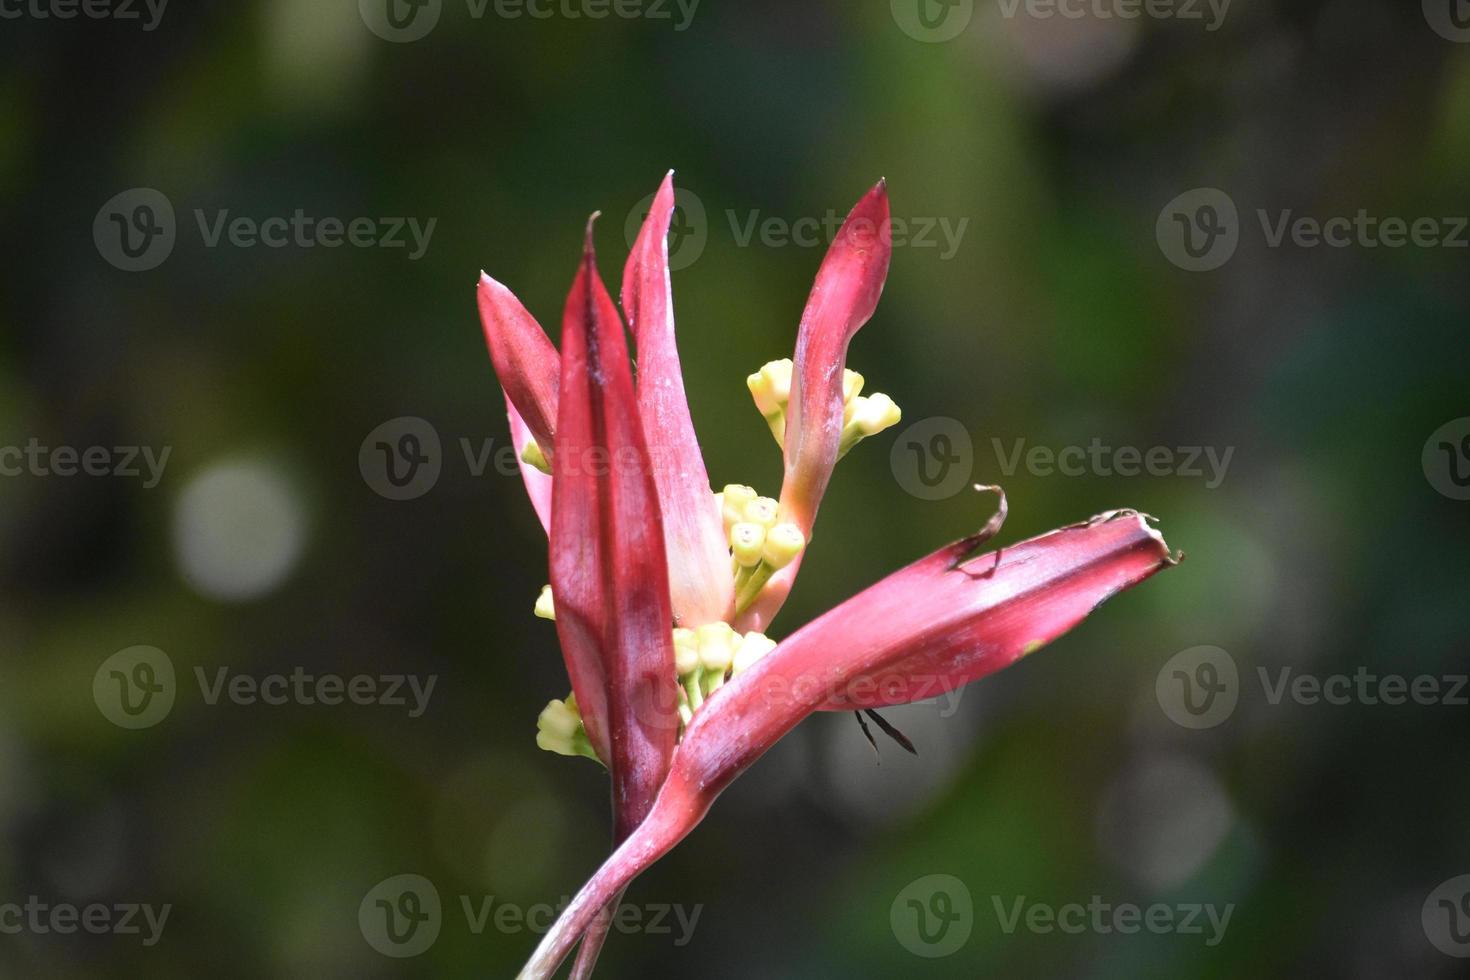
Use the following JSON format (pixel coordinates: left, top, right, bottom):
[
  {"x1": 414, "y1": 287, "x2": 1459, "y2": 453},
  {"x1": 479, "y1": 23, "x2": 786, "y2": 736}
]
[{"x1": 477, "y1": 173, "x2": 1179, "y2": 978}]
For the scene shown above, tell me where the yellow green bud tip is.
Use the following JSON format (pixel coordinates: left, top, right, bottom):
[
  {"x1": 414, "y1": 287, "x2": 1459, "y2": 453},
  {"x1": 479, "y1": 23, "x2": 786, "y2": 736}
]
[
  {"x1": 520, "y1": 438, "x2": 551, "y2": 474},
  {"x1": 534, "y1": 585, "x2": 555, "y2": 620},
  {"x1": 720, "y1": 484, "x2": 758, "y2": 533},
  {"x1": 537, "y1": 696, "x2": 581, "y2": 740},
  {"x1": 722, "y1": 484, "x2": 758, "y2": 506},
  {"x1": 536, "y1": 695, "x2": 601, "y2": 762},
  {"x1": 673, "y1": 627, "x2": 700, "y2": 676},
  {"x1": 853, "y1": 392, "x2": 902, "y2": 435},
  {"x1": 843, "y1": 369, "x2": 865, "y2": 403},
  {"x1": 743, "y1": 496, "x2": 779, "y2": 528},
  {"x1": 746, "y1": 373, "x2": 779, "y2": 419},
  {"x1": 729, "y1": 521, "x2": 767, "y2": 567},
  {"x1": 762, "y1": 522, "x2": 806, "y2": 570},
  {"x1": 748, "y1": 359, "x2": 794, "y2": 430},
  {"x1": 732, "y1": 632, "x2": 777, "y2": 674},
  {"x1": 696, "y1": 622, "x2": 737, "y2": 672}
]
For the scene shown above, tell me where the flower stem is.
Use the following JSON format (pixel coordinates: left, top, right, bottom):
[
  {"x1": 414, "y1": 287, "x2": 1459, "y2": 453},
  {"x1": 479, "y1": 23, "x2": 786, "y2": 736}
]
[{"x1": 516, "y1": 778, "x2": 706, "y2": 980}]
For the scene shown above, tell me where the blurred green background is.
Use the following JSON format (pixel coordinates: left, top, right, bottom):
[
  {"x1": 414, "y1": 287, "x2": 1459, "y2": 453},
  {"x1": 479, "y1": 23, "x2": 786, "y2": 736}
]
[{"x1": 2, "y1": 0, "x2": 1468, "y2": 976}]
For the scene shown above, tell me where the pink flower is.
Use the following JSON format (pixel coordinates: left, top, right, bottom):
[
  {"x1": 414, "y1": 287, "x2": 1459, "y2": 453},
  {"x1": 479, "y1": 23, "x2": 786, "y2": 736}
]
[{"x1": 477, "y1": 174, "x2": 1180, "y2": 978}]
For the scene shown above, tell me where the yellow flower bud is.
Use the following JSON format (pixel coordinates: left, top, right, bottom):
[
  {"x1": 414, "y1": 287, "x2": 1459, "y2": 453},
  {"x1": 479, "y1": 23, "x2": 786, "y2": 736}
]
[
  {"x1": 854, "y1": 392, "x2": 901, "y2": 435},
  {"x1": 743, "y1": 496, "x2": 779, "y2": 528},
  {"x1": 696, "y1": 622, "x2": 737, "y2": 672},
  {"x1": 729, "y1": 521, "x2": 767, "y2": 568},
  {"x1": 732, "y1": 632, "x2": 777, "y2": 674},
  {"x1": 673, "y1": 627, "x2": 700, "y2": 676},
  {"x1": 521, "y1": 438, "x2": 551, "y2": 474},
  {"x1": 534, "y1": 585, "x2": 556, "y2": 620},
  {"x1": 720, "y1": 484, "x2": 757, "y2": 532},
  {"x1": 762, "y1": 523, "x2": 806, "y2": 570}
]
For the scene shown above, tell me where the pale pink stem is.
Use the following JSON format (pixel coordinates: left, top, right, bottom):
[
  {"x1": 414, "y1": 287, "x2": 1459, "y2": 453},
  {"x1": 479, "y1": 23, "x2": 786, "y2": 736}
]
[
  {"x1": 517, "y1": 778, "x2": 707, "y2": 980},
  {"x1": 567, "y1": 888, "x2": 623, "y2": 980}
]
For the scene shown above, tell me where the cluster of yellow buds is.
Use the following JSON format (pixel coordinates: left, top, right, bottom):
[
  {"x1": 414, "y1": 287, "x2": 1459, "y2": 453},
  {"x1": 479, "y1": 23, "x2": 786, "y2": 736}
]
[
  {"x1": 531, "y1": 358, "x2": 899, "y2": 760},
  {"x1": 746, "y1": 359, "x2": 898, "y2": 453},
  {"x1": 713, "y1": 484, "x2": 807, "y2": 614},
  {"x1": 672, "y1": 623, "x2": 776, "y2": 725},
  {"x1": 532, "y1": 586, "x2": 777, "y2": 753},
  {"x1": 535, "y1": 693, "x2": 600, "y2": 761}
]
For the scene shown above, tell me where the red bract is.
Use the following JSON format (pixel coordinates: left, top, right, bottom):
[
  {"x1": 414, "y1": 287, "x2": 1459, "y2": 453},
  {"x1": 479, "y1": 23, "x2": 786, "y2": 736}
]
[
  {"x1": 621, "y1": 174, "x2": 733, "y2": 628},
  {"x1": 548, "y1": 220, "x2": 679, "y2": 839},
  {"x1": 475, "y1": 175, "x2": 1181, "y2": 979}
]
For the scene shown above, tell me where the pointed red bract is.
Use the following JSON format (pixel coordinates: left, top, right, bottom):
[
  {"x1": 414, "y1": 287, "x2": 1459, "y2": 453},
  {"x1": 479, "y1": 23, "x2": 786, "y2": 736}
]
[
  {"x1": 779, "y1": 181, "x2": 892, "y2": 536},
  {"x1": 479, "y1": 272, "x2": 561, "y2": 451},
  {"x1": 689, "y1": 510, "x2": 1174, "y2": 783},
  {"x1": 549, "y1": 222, "x2": 680, "y2": 838},
  {"x1": 517, "y1": 510, "x2": 1176, "y2": 979},
  {"x1": 622, "y1": 173, "x2": 732, "y2": 627}
]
